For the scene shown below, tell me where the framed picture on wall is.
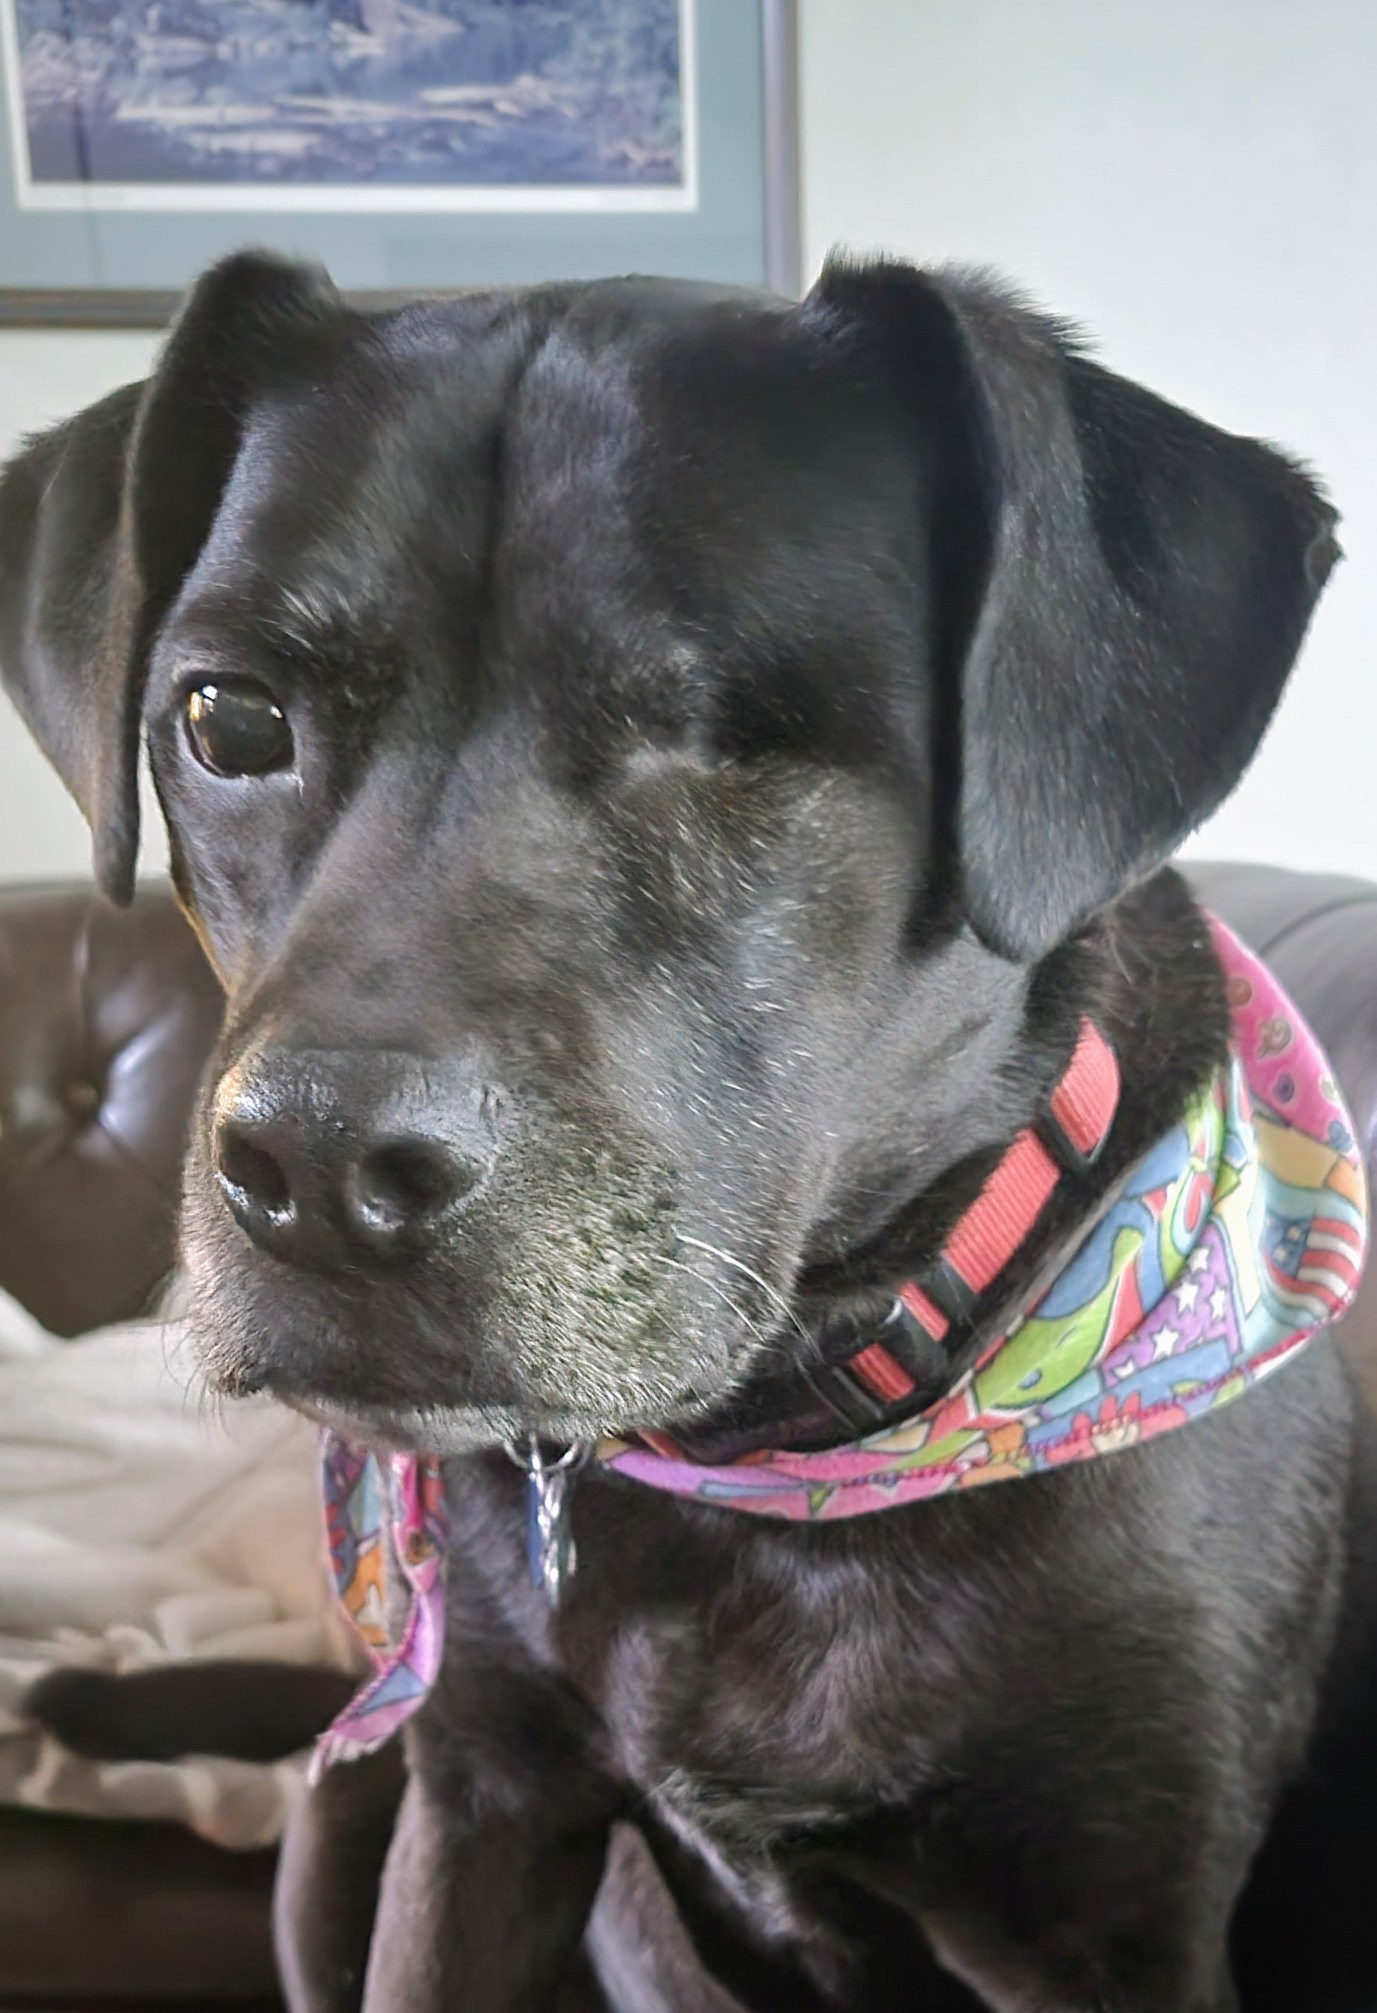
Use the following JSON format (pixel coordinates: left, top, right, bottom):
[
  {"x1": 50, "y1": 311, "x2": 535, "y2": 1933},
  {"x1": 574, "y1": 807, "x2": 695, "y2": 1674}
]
[{"x1": 0, "y1": 0, "x2": 799, "y2": 325}]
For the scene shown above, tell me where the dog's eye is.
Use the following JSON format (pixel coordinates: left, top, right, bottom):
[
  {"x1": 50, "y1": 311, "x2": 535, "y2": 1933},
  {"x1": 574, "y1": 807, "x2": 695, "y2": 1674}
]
[{"x1": 185, "y1": 680, "x2": 294, "y2": 779}]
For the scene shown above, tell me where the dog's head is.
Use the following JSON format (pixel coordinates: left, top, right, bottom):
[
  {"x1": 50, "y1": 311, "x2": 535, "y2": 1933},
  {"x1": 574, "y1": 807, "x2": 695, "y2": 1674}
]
[{"x1": 0, "y1": 253, "x2": 1337, "y2": 1449}]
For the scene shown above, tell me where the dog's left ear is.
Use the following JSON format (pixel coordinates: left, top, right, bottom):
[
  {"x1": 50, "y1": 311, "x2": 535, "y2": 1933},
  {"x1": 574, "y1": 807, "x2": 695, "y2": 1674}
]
[
  {"x1": 0, "y1": 251, "x2": 341, "y2": 903},
  {"x1": 804, "y1": 259, "x2": 1340, "y2": 961}
]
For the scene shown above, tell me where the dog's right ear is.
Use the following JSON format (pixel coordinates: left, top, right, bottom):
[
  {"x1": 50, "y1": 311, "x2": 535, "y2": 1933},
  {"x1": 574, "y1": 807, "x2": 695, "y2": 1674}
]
[
  {"x1": 0, "y1": 251, "x2": 341, "y2": 903},
  {"x1": 802, "y1": 259, "x2": 1339, "y2": 963}
]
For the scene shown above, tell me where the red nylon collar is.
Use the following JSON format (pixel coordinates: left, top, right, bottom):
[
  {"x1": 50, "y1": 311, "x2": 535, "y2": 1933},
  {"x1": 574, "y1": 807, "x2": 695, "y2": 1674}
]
[
  {"x1": 890, "y1": 1018, "x2": 1119, "y2": 1363},
  {"x1": 642, "y1": 1016, "x2": 1120, "y2": 1462}
]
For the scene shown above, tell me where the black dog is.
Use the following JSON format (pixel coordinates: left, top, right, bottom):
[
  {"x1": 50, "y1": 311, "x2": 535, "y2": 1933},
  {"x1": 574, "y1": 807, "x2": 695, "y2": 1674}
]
[{"x1": 3, "y1": 251, "x2": 1373, "y2": 2011}]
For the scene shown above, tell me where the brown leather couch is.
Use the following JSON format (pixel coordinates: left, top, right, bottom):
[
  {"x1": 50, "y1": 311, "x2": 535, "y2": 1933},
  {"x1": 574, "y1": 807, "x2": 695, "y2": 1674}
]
[
  {"x1": 0, "y1": 887, "x2": 279, "y2": 2012},
  {"x1": 0, "y1": 864, "x2": 1373, "y2": 2009}
]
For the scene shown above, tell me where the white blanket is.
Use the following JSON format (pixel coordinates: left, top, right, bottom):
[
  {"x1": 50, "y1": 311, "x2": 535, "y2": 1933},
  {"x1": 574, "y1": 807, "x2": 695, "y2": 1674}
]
[{"x1": 0, "y1": 1287, "x2": 353, "y2": 1848}]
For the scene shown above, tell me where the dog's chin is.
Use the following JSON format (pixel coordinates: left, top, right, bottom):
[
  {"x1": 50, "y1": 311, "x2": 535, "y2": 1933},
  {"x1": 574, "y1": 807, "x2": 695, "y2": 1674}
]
[
  {"x1": 177, "y1": 1235, "x2": 759, "y2": 1454},
  {"x1": 289, "y1": 1393, "x2": 675, "y2": 1456}
]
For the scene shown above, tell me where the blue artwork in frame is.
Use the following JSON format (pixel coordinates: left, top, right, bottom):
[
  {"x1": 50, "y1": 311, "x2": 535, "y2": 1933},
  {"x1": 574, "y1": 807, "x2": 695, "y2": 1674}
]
[{"x1": 0, "y1": 0, "x2": 798, "y2": 321}]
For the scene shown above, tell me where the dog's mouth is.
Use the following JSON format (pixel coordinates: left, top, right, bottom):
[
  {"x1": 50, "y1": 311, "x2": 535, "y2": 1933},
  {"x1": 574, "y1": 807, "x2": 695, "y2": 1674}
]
[
  {"x1": 177, "y1": 1089, "x2": 812, "y2": 1453},
  {"x1": 181, "y1": 1236, "x2": 767, "y2": 1455},
  {"x1": 292, "y1": 1392, "x2": 663, "y2": 1456},
  {"x1": 197, "y1": 1305, "x2": 742, "y2": 1454}
]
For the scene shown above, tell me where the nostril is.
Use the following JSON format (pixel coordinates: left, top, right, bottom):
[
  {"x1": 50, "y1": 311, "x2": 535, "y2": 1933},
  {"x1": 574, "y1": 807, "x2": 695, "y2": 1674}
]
[
  {"x1": 352, "y1": 1138, "x2": 474, "y2": 1237},
  {"x1": 217, "y1": 1127, "x2": 294, "y2": 1224}
]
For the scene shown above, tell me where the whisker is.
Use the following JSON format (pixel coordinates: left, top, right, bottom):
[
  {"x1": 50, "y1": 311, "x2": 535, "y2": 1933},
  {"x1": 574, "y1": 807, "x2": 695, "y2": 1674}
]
[
  {"x1": 653, "y1": 1254, "x2": 771, "y2": 1350},
  {"x1": 674, "y1": 1234, "x2": 811, "y2": 1349}
]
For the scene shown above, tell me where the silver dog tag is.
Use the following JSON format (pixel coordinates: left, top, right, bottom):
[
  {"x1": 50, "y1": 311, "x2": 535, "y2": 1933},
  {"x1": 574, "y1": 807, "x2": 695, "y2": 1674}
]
[{"x1": 513, "y1": 1436, "x2": 590, "y2": 1607}]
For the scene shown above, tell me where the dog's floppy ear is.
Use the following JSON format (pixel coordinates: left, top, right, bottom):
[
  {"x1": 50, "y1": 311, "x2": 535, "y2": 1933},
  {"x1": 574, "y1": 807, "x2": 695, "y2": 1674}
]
[
  {"x1": 805, "y1": 259, "x2": 1340, "y2": 962},
  {"x1": 0, "y1": 251, "x2": 340, "y2": 903}
]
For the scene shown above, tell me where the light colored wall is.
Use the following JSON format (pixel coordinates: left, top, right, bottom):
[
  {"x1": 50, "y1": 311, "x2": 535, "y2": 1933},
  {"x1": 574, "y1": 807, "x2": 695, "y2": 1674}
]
[
  {"x1": 3, "y1": 0, "x2": 1374, "y2": 882},
  {"x1": 800, "y1": 0, "x2": 1377, "y2": 879}
]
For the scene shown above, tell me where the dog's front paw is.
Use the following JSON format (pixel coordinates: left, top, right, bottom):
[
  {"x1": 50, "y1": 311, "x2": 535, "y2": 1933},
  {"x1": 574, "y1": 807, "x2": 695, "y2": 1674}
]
[
  {"x1": 23, "y1": 1666, "x2": 132, "y2": 1760},
  {"x1": 26, "y1": 1658, "x2": 357, "y2": 1764}
]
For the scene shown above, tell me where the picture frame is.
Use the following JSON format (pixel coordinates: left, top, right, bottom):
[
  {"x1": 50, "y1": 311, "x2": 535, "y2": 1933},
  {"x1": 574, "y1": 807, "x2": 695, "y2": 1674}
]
[{"x1": 0, "y1": 0, "x2": 799, "y2": 327}]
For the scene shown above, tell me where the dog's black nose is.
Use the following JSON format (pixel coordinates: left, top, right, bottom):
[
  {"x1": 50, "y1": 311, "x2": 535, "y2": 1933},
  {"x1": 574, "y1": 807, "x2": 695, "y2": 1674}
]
[{"x1": 213, "y1": 1048, "x2": 494, "y2": 1273}]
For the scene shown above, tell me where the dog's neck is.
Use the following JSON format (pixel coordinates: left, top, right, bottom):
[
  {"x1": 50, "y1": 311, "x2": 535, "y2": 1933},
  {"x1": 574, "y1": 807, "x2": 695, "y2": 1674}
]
[{"x1": 659, "y1": 869, "x2": 1231, "y2": 1462}]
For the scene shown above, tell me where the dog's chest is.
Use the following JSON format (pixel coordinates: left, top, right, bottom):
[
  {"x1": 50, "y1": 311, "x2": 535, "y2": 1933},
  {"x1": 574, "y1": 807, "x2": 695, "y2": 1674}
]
[
  {"x1": 565, "y1": 1509, "x2": 971, "y2": 1856},
  {"x1": 447, "y1": 1461, "x2": 955, "y2": 1844},
  {"x1": 595, "y1": 1610, "x2": 908, "y2": 1849}
]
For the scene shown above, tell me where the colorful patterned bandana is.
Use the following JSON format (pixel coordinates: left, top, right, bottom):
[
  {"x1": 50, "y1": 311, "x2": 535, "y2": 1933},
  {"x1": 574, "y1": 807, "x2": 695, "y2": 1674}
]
[
  {"x1": 314, "y1": 1444, "x2": 447, "y2": 1772},
  {"x1": 315, "y1": 918, "x2": 1368, "y2": 1769}
]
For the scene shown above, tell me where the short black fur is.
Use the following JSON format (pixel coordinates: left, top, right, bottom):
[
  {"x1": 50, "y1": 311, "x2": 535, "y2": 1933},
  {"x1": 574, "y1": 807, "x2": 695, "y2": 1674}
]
[{"x1": 2, "y1": 249, "x2": 1369, "y2": 2012}]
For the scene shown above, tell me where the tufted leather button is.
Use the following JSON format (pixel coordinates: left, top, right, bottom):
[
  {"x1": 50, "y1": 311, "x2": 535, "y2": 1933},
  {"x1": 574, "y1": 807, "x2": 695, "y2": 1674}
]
[
  {"x1": 0, "y1": 884, "x2": 225, "y2": 1337},
  {"x1": 64, "y1": 1079, "x2": 101, "y2": 1124}
]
